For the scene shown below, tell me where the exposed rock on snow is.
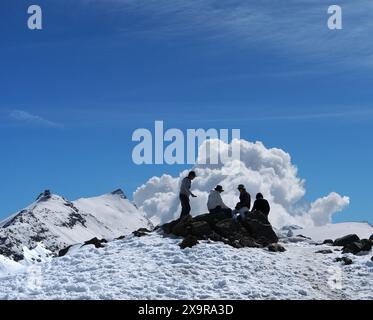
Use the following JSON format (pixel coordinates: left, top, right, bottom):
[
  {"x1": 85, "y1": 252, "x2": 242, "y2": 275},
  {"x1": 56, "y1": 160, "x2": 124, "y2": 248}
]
[
  {"x1": 334, "y1": 234, "x2": 360, "y2": 247},
  {"x1": 82, "y1": 238, "x2": 108, "y2": 249},
  {"x1": 179, "y1": 235, "x2": 199, "y2": 249},
  {"x1": 280, "y1": 225, "x2": 373, "y2": 258},
  {"x1": 162, "y1": 210, "x2": 279, "y2": 250},
  {"x1": 341, "y1": 242, "x2": 363, "y2": 255},
  {"x1": 267, "y1": 243, "x2": 286, "y2": 252},
  {"x1": 0, "y1": 190, "x2": 153, "y2": 261},
  {"x1": 133, "y1": 228, "x2": 152, "y2": 237},
  {"x1": 58, "y1": 246, "x2": 73, "y2": 258},
  {"x1": 335, "y1": 257, "x2": 353, "y2": 265},
  {"x1": 316, "y1": 249, "x2": 333, "y2": 254},
  {"x1": 341, "y1": 239, "x2": 372, "y2": 255},
  {"x1": 326, "y1": 233, "x2": 373, "y2": 256},
  {"x1": 297, "y1": 222, "x2": 373, "y2": 242}
]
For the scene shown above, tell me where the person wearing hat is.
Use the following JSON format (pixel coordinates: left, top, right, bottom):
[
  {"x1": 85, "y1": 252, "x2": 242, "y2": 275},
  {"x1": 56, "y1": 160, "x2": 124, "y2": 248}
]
[
  {"x1": 232, "y1": 184, "x2": 251, "y2": 220},
  {"x1": 252, "y1": 193, "x2": 271, "y2": 216},
  {"x1": 179, "y1": 171, "x2": 197, "y2": 218},
  {"x1": 207, "y1": 185, "x2": 232, "y2": 215}
]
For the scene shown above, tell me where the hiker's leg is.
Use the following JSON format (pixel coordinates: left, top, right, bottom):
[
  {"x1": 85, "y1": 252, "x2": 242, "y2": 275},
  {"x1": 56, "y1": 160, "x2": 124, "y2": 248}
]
[
  {"x1": 180, "y1": 194, "x2": 191, "y2": 218},
  {"x1": 232, "y1": 209, "x2": 239, "y2": 220},
  {"x1": 239, "y1": 207, "x2": 249, "y2": 219},
  {"x1": 179, "y1": 194, "x2": 186, "y2": 217},
  {"x1": 185, "y1": 197, "x2": 191, "y2": 215}
]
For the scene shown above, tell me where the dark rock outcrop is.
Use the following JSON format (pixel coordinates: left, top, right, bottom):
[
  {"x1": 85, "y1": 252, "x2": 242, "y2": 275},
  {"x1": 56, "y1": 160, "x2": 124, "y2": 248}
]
[
  {"x1": 36, "y1": 190, "x2": 52, "y2": 202},
  {"x1": 295, "y1": 234, "x2": 312, "y2": 240},
  {"x1": 333, "y1": 234, "x2": 360, "y2": 247},
  {"x1": 369, "y1": 234, "x2": 373, "y2": 241},
  {"x1": 190, "y1": 221, "x2": 213, "y2": 238},
  {"x1": 316, "y1": 249, "x2": 333, "y2": 254},
  {"x1": 133, "y1": 228, "x2": 152, "y2": 237},
  {"x1": 58, "y1": 245, "x2": 73, "y2": 257},
  {"x1": 82, "y1": 237, "x2": 108, "y2": 248},
  {"x1": 162, "y1": 210, "x2": 280, "y2": 250},
  {"x1": 361, "y1": 239, "x2": 372, "y2": 252},
  {"x1": 340, "y1": 238, "x2": 372, "y2": 255},
  {"x1": 61, "y1": 211, "x2": 87, "y2": 229},
  {"x1": 323, "y1": 239, "x2": 334, "y2": 245},
  {"x1": 111, "y1": 189, "x2": 127, "y2": 199},
  {"x1": 59, "y1": 237, "x2": 109, "y2": 256},
  {"x1": 0, "y1": 238, "x2": 24, "y2": 262},
  {"x1": 335, "y1": 257, "x2": 353, "y2": 265},
  {"x1": 241, "y1": 211, "x2": 279, "y2": 245},
  {"x1": 214, "y1": 219, "x2": 243, "y2": 239},
  {"x1": 172, "y1": 216, "x2": 193, "y2": 237},
  {"x1": 268, "y1": 243, "x2": 286, "y2": 252},
  {"x1": 179, "y1": 235, "x2": 199, "y2": 249},
  {"x1": 342, "y1": 242, "x2": 363, "y2": 255}
]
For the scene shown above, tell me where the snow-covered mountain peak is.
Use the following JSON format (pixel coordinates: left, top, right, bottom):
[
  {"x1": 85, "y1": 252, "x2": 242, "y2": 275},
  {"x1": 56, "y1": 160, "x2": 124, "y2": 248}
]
[
  {"x1": 35, "y1": 191, "x2": 72, "y2": 205},
  {"x1": 35, "y1": 189, "x2": 53, "y2": 202},
  {"x1": 0, "y1": 189, "x2": 153, "y2": 261},
  {"x1": 0, "y1": 191, "x2": 74, "y2": 229},
  {"x1": 110, "y1": 188, "x2": 127, "y2": 199}
]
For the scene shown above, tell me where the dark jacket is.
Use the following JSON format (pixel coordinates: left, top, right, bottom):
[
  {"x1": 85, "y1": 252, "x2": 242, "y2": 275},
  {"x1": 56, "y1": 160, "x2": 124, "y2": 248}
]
[
  {"x1": 252, "y1": 198, "x2": 270, "y2": 216},
  {"x1": 236, "y1": 191, "x2": 251, "y2": 210}
]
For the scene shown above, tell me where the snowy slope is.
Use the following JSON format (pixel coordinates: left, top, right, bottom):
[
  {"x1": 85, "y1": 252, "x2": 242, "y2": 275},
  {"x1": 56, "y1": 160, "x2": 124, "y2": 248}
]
[
  {"x1": 0, "y1": 190, "x2": 152, "y2": 261},
  {"x1": 298, "y1": 222, "x2": 373, "y2": 241},
  {"x1": 73, "y1": 189, "x2": 151, "y2": 237},
  {"x1": 0, "y1": 255, "x2": 25, "y2": 278},
  {"x1": 0, "y1": 232, "x2": 372, "y2": 300}
]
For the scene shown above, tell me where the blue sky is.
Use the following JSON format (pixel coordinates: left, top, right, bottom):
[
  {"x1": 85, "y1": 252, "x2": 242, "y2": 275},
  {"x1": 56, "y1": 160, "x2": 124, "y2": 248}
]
[{"x1": 0, "y1": 0, "x2": 372, "y2": 223}]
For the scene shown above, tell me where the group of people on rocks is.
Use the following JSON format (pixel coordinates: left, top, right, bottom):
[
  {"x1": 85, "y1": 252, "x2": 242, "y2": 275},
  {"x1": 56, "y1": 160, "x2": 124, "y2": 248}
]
[{"x1": 179, "y1": 171, "x2": 270, "y2": 220}]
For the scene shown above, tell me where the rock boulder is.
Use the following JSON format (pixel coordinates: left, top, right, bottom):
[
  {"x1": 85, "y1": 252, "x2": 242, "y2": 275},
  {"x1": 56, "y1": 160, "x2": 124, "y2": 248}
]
[
  {"x1": 162, "y1": 210, "x2": 280, "y2": 250},
  {"x1": 179, "y1": 235, "x2": 199, "y2": 249},
  {"x1": 333, "y1": 234, "x2": 360, "y2": 247}
]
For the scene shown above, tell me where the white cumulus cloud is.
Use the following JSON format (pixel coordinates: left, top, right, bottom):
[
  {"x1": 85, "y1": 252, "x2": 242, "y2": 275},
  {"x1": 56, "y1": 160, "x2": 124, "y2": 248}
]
[{"x1": 133, "y1": 139, "x2": 349, "y2": 228}]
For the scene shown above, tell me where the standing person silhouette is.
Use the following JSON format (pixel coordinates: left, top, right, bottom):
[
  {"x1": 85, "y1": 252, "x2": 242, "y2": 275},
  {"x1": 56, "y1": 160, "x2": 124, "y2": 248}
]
[{"x1": 179, "y1": 171, "x2": 197, "y2": 219}]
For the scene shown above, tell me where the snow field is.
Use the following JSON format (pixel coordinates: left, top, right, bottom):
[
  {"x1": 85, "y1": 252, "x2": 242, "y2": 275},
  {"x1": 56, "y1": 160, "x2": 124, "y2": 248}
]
[{"x1": 1, "y1": 232, "x2": 372, "y2": 300}]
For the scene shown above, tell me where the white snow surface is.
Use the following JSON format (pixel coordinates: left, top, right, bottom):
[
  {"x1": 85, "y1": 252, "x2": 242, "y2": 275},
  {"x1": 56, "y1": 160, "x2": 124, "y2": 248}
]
[
  {"x1": 0, "y1": 256, "x2": 25, "y2": 278},
  {"x1": 0, "y1": 190, "x2": 152, "y2": 260},
  {"x1": 0, "y1": 231, "x2": 372, "y2": 300},
  {"x1": 73, "y1": 192, "x2": 152, "y2": 239}
]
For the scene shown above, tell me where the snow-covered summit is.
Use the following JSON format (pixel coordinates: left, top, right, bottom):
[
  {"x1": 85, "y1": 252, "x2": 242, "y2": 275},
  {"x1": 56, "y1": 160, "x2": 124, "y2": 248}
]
[
  {"x1": 110, "y1": 188, "x2": 127, "y2": 198},
  {"x1": 0, "y1": 190, "x2": 153, "y2": 261}
]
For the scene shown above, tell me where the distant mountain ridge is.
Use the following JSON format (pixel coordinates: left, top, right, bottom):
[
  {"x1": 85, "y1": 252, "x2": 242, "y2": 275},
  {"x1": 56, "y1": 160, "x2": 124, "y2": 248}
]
[{"x1": 0, "y1": 189, "x2": 153, "y2": 261}]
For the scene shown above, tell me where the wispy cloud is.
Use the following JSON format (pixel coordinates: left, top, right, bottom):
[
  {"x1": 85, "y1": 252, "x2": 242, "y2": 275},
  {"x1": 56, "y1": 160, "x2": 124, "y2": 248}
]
[
  {"x1": 181, "y1": 108, "x2": 373, "y2": 124},
  {"x1": 250, "y1": 109, "x2": 373, "y2": 122},
  {"x1": 9, "y1": 110, "x2": 64, "y2": 129},
  {"x1": 98, "y1": 0, "x2": 373, "y2": 69}
]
